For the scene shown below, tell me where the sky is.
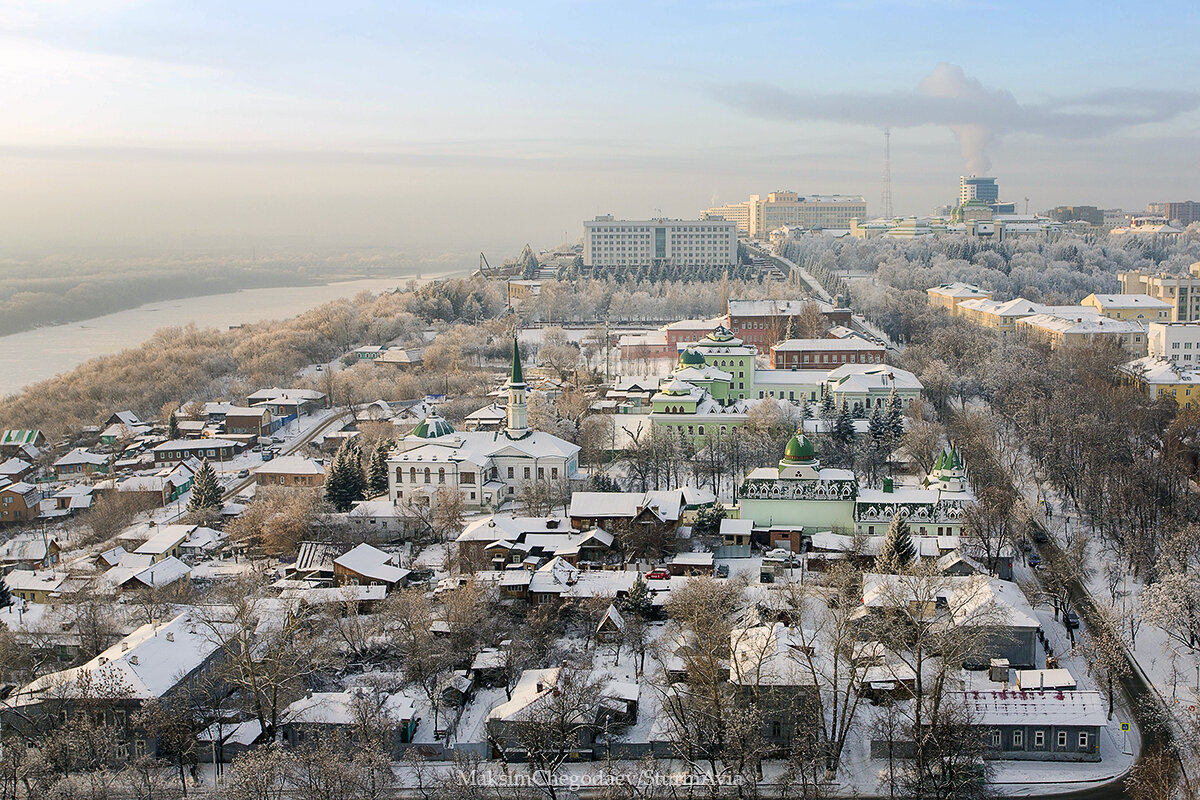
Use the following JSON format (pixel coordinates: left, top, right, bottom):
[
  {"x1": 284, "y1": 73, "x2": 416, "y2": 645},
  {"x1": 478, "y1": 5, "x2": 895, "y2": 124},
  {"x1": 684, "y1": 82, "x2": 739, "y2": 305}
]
[{"x1": 0, "y1": 0, "x2": 1197, "y2": 259}]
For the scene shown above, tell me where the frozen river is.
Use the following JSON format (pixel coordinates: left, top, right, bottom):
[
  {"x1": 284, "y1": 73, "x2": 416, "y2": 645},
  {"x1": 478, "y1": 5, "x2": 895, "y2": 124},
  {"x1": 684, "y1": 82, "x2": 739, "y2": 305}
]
[{"x1": 0, "y1": 272, "x2": 459, "y2": 395}]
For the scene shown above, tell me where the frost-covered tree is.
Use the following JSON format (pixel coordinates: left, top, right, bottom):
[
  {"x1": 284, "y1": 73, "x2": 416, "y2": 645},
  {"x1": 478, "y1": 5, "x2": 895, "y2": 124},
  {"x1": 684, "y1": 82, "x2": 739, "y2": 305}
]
[
  {"x1": 1141, "y1": 573, "x2": 1200, "y2": 651},
  {"x1": 876, "y1": 513, "x2": 915, "y2": 574},
  {"x1": 187, "y1": 459, "x2": 222, "y2": 514}
]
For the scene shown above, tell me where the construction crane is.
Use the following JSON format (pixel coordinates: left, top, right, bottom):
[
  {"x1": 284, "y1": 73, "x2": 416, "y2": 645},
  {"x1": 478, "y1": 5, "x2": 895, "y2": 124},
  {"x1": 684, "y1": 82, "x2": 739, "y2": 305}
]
[{"x1": 479, "y1": 252, "x2": 496, "y2": 279}]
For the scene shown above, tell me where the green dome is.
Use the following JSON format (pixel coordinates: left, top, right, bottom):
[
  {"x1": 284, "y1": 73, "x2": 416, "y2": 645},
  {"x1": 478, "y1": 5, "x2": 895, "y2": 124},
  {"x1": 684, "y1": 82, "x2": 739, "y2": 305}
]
[
  {"x1": 701, "y1": 324, "x2": 736, "y2": 344},
  {"x1": 413, "y1": 414, "x2": 454, "y2": 438},
  {"x1": 678, "y1": 348, "x2": 706, "y2": 367},
  {"x1": 782, "y1": 430, "x2": 816, "y2": 464}
]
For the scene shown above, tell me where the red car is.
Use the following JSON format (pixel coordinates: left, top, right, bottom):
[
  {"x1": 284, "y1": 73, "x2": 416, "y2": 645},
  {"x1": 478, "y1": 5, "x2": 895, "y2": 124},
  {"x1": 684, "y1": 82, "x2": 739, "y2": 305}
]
[{"x1": 644, "y1": 569, "x2": 670, "y2": 580}]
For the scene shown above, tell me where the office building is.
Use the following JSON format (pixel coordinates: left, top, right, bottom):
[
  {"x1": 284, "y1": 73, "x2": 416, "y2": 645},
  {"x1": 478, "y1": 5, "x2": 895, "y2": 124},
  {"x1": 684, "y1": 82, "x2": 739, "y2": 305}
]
[
  {"x1": 1080, "y1": 293, "x2": 1172, "y2": 322},
  {"x1": 582, "y1": 216, "x2": 737, "y2": 269},
  {"x1": 960, "y1": 176, "x2": 999, "y2": 205},
  {"x1": 702, "y1": 191, "x2": 867, "y2": 238},
  {"x1": 1119, "y1": 263, "x2": 1200, "y2": 321}
]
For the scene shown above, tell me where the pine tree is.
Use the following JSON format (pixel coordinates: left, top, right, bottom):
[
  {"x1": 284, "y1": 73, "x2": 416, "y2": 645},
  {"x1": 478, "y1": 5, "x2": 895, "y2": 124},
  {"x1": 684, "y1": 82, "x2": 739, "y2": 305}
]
[
  {"x1": 0, "y1": 574, "x2": 11, "y2": 608},
  {"x1": 832, "y1": 400, "x2": 856, "y2": 447},
  {"x1": 168, "y1": 412, "x2": 179, "y2": 440},
  {"x1": 187, "y1": 459, "x2": 222, "y2": 514},
  {"x1": 876, "y1": 512, "x2": 916, "y2": 574},
  {"x1": 325, "y1": 439, "x2": 366, "y2": 512},
  {"x1": 366, "y1": 438, "x2": 393, "y2": 496},
  {"x1": 623, "y1": 575, "x2": 653, "y2": 619},
  {"x1": 819, "y1": 387, "x2": 836, "y2": 420},
  {"x1": 886, "y1": 389, "x2": 905, "y2": 440},
  {"x1": 868, "y1": 404, "x2": 888, "y2": 450}
]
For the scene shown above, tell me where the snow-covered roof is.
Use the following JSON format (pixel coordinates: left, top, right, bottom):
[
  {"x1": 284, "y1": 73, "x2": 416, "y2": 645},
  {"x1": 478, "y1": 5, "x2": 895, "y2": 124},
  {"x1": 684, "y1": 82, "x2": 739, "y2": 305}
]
[
  {"x1": 279, "y1": 584, "x2": 387, "y2": 605},
  {"x1": 333, "y1": 543, "x2": 409, "y2": 584},
  {"x1": 1015, "y1": 668, "x2": 1077, "y2": 691},
  {"x1": 0, "y1": 534, "x2": 57, "y2": 563},
  {"x1": 115, "y1": 556, "x2": 192, "y2": 589},
  {"x1": 0, "y1": 457, "x2": 32, "y2": 476},
  {"x1": 284, "y1": 688, "x2": 416, "y2": 725},
  {"x1": 54, "y1": 447, "x2": 108, "y2": 467},
  {"x1": 729, "y1": 622, "x2": 817, "y2": 687},
  {"x1": 1085, "y1": 293, "x2": 1171, "y2": 310},
  {"x1": 153, "y1": 438, "x2": 240, "y2": 453},
  {"x1": 458, "y1": 515, "x2": 572, "y2": 543},
  {"x1": 253, "y1": 456, "x2": 324, "y2": 476},
  {"x1": 927, "y1": 282, "x2": 989, "y2": 299},
  {"x1": 5, "y1": 570, "x2": 68, "y2": 594},
  {"x1": 720, "y1": 518, "x2": 753, "y2": 536},
  {"x1": 488, "y1": 668, "x2": 560, "y2": 723},
  {"x1": 391, "y1": 429, "x2": 579, "y2": 467},
  {"x1": 1017, "y1": 314, "x2": 1146, "y2": 335},
  {"x1": 9, "y1": 612, "x2": 224, "y2": 706},
  {"x1": 953, "y1": 690, "x2": 1105, "y2": 727},
  {"x1": 134, "y1": 525, "x2": 196, "y2": 555},
  {"x1": 1120, "y1": 356, "x2": 1200, "y2": 385},
  {"x1": 826, "y1": 363, "x2": 922, "y2": 392},
  {"x1": 727, "y1": 299, "x2": 836, "y2": 316},
  {"x1": 568, "y1": 490, "x2": 683, "y2": 522}
]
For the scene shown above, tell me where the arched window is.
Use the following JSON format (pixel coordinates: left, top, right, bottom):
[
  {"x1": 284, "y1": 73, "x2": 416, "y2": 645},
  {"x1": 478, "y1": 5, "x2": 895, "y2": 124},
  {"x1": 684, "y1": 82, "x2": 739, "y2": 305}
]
[
  {"x1": 423, "y1": 467, "x2": 431, "y2": 484},
  {"x1": 409, "y1": 467, "x2": 416, "y2": 483},
  {"x1": 438, "y1": 467, "x2": 446, "y2": 484},
  {"x1": 396, "y1": 467, "x2": 404, "y2": 483},
  {"x1": 698, "y1": 425, "x2": 705, "y2": 435}
]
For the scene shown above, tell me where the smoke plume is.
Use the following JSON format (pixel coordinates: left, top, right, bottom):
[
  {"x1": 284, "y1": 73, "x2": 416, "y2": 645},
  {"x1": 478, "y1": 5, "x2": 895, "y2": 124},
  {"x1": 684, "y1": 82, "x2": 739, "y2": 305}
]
[{"x1": 719, "y1": 63, "x2": 1200, "y2": 174}]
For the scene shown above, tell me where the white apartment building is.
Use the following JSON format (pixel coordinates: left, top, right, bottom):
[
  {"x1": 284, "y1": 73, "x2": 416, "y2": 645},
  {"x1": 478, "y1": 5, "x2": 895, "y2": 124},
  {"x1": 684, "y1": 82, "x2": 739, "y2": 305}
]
[
  {"x1": 582, "y1": 216, "x2": 737, "y2": 269},
  {"x1": 702, "y1": 191, "x2": 867, "y2": 238},
  {"x1": 1148, "y1": 322, "x2": 1200, "y2": 365}
]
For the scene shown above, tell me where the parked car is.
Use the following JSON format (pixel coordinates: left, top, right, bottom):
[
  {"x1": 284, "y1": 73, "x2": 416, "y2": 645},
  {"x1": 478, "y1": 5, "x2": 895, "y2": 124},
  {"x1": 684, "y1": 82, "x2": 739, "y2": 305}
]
[
  {"x1": 644, "y1": 569, "x2": 670, "y2": 581},
  {"x1": 716, "y1": 564, "x2": 730, "y2": 578},
  {"x1": 271, "y1": 436, "x2": 285, "y2": 444},
  {"x1": 1064, "y1": 610, "x2": 1080, "y2": 630},
  {"x1": 1028, "y1": 553, "x2": 1042, "y2": 568},
  {"x1": 237, "y1": 468, "x2": 249, "y2": 478}
]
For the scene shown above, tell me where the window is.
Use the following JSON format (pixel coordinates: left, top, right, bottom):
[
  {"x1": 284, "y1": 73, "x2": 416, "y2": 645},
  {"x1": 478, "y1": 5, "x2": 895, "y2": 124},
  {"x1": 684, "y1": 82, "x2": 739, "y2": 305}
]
[
  {"x1": 507, "y1": 466, "x2": 514, "y2": 479},
  {"x1": 537, "y1": 467, "x2": 545, "y2": 480},
  {"x1": 1078, "y1": 732, "x2": 1089, "y2": 749},
  {"x1": 524, "y1": 467, "x2": 531, "y2": 479},
  {"x1": 1034, "y1": 730, "x2": 1044, "y2": 747},
  {"x1": 551, "y1": 467, "x2": 558, "y2": 479},
  {"x1": 438, "y1": 468, "x2": 445, "y2": 484},
  {"x1": 990, "y1": 730, "x2": 1001, "y2": 747},
  {"x1": 409, "y1": 467, "x2": 416, "y2": 483},
  {"x1": 423, "y1": 468, "x2": 430, "y2": 484},
  {"x1": 1057, "y1": 731, "x2": 1067, "y2": 748},
  {"x1": 461, "y1": 472, "x2": 475, "y2": 485},
  {"x1": 134, "y1": 740, "x2": 146, "y2": 757},
  {"x1": 1013, "y1": 730, "x2": 1023, "y2": 748}
]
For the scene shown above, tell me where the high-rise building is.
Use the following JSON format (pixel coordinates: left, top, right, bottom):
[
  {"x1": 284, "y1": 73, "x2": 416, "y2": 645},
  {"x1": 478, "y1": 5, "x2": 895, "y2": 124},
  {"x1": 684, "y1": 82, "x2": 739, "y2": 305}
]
[
  {"x1": 1153, "y1": 201, "x2": 1200, "y2": 227},
  {"x1": 702, "y1": 191, "x2": 867, "y2": 238},
  {"x1": 582, "y1": 216, "x2": 737, "y2": 269},
  {"x1": 960, "y1": 176, "x2": 999, "y2": 205},
  {"x1": 1119, "y1": 262, "x2": 1200, "y2": 322}
]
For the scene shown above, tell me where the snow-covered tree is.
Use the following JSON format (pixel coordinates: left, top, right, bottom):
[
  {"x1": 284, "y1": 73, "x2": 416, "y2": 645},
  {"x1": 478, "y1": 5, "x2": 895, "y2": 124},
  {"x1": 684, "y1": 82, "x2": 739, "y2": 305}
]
[
  {"x1": 876, "y1": 513, "x2": 915, "y2": 574},
  {"x1": 325, "y1": 439, "x2": 366, "y2": 512},
  {"x1": 187, "y1": 459, "x2": 222, "y2": 514},
  {"x1": 366, "y1": 438, "x2": 393, "y2": 497},
  {"x1": 1141, "y1": 573, "x2": 1200, "y2": 651}
]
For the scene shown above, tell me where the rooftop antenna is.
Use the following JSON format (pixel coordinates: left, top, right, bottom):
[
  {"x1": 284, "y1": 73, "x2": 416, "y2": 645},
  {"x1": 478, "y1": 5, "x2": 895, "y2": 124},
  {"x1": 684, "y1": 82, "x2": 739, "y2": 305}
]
[
  {"x1": 880, "y1": 128, "x2": 893, "y2": 220},
  {"x1": 1025, "y1": 197, "x2": 1030, "y2": 215}
]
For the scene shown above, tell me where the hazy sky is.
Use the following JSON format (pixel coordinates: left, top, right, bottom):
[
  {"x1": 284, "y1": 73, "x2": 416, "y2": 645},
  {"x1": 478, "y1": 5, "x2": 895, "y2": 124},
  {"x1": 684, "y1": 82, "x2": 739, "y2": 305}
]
[{"x1": 1, "y1": 0, "x2": 1197, "y2": 258}]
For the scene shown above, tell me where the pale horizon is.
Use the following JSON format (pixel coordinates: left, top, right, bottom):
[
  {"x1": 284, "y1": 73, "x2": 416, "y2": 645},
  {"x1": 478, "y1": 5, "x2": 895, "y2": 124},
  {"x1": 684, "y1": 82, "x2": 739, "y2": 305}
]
[{"x1": 1, "y1": 1, "x2": 1198, "y2": 256}]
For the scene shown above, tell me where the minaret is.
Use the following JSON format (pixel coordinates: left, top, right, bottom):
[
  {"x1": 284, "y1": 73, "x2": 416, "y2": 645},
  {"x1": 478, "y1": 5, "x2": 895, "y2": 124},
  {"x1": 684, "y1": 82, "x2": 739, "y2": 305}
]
[{"x1": 506, "y1": 335, "x2": 529, "y2": 438}]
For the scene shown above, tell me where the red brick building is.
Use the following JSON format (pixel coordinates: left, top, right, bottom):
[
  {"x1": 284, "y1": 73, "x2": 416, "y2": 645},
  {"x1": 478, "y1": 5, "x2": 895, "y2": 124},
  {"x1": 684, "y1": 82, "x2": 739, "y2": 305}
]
[
  {"x1": 769, "y1": 338, "x2": 886, "y2": 369},
  {"x1": 726, "y1": 300, "x2": 853, "y2": 349}
]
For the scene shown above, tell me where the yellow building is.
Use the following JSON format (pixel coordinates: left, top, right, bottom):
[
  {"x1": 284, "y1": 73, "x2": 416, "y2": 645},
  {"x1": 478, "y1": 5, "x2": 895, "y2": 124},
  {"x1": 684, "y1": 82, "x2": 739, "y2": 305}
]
[
  {"x1": 1118, "y1": 262, "x2": 1200, "y2": 321},
  {"x1": 926, "y1": 282, "x2": 992, "y2": 313},
  {"x1": 1080, "y1": 293, "x2": 1172, "y2": 322},
  {"x1": 1015, "y1": 313, "x2": 1147, "y2": 355},
  {"x1": 1120, "y1": 356, "x2": 1200, "y2": 408},
  {"x1": 955, "y1": 298, "x2": 1045, "y2": 336},
  {"x1": 703, "y1": 191, "x2": 867, "y2": 238}
]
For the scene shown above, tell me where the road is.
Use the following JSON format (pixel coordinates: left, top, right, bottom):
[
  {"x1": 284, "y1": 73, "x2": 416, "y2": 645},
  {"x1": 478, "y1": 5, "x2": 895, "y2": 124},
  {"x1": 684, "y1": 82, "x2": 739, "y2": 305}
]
[{"x1": 216, "y1": 409, "x2": 353, "y2": 503}]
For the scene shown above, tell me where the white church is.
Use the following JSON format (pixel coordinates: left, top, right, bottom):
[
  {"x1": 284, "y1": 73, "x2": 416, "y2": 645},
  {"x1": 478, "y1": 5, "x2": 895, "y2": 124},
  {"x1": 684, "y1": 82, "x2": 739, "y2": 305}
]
[{"x1": 387, "y1": 338, "x2": 583, "y2": 511}]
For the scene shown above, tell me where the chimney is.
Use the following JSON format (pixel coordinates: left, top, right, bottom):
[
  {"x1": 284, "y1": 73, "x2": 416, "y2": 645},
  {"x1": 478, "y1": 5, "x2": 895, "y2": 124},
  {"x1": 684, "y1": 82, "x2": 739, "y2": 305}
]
[
  {"x1": 883, "y1": 477, "x2": 894, "y2": 493},
  {"x1": 121, "y1": 642, "x2": 129, "y2": 652},
  {"x1": 165, "y1": 631, "x2": 174, "y2": 642},
  {"x1": 130, "y1": 655, "x2": 139, "y2": 665}
]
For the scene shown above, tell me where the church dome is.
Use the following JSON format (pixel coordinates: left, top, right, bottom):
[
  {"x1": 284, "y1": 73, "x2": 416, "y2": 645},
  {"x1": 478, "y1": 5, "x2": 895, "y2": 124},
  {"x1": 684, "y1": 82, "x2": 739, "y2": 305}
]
[
  {"x1": 678, "y1": 348, "x2": 706, "y2": 367},
  {"x1": 412, "y1": 414, "x2": 454, "y2": 439},
  {"x1": 781, "y1": 430, "x2": 816, "y2": 464},
  {"x1": 701, "y1": 324, "x2": 736, "y2": 345}
]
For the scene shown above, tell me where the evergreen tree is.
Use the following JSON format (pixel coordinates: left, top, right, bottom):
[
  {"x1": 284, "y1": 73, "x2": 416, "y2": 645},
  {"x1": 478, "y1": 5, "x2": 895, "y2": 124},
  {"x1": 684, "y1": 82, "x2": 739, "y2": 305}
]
[
  {"x1": 885, "y1": 389, "x2": 905, "y2": 440},
  {"x1": 876, "y1": 512, "x2": 916, "y2": 574},
  {"x1": 832, "y1": 400, "x2": 856, "y2": 447},
  {"x1": 622, "y1": 575, "x2": 653, "y2": 619},
  {"x1": 367, "y1": 438, "x2": 394, "y2": 496},
  {"x1": 168, "y1": 412, "x2": 179, "y2": 440},
  {"x1": 868, "y1": 404, "x2": 888, "y2": 450},
  {"x1": 187, "y1": 459, "x2": 222, "y2": 514},
  {"x1": 0, "y1": 574, "x2": 11, "y2": 608},
  {"x1": 692, "y1": 505, "x2": 727, "y2": 537},
  {"x1": 325, "y1": 439, "x2": 367, "y2": 512},
  {"x1": 819, "y1": 387, "x2": 836, "y2": 420},
  {"x1": 589, "y1": 473, "x2": 620, "y2": 492}
]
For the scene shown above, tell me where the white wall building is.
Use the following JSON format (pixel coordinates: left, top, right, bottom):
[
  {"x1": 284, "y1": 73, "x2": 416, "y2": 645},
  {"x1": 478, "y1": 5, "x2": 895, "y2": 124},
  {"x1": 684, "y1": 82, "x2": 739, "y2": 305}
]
[
  {"x1": 703, "y1": 191, "x2": 867, "y2": 238},
  {"x1": 1148, "y1": 322, "x2": 1200, "y2": 365},
  {"x1": 582, "y1": 216, "x2": 737, "y2": 269}
]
